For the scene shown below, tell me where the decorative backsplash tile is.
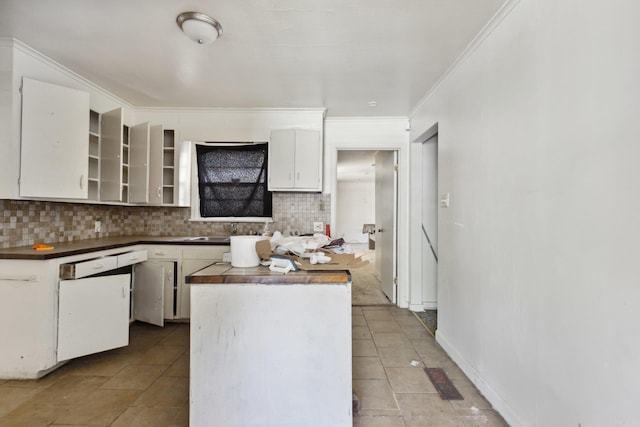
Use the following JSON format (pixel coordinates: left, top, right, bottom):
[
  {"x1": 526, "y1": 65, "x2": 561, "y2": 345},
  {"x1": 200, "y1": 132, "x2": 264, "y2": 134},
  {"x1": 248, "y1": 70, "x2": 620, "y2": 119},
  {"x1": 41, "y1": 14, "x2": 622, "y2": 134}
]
[{"x1": 0, "y1": 193, "x2": 331, "y2": 249}]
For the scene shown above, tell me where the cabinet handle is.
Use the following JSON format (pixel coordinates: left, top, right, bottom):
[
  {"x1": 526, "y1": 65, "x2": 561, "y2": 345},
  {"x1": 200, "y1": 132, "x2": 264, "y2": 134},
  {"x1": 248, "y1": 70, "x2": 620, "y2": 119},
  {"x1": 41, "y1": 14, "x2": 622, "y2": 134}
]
[
  {"x1": 157, "y1": 187, "x2": 162, "y2": 198},
  {"x1": 79, "y1": 175, "x2": 84, "y2": 190},
  {"x1": 0, "y1": 275, "x2": 38, "y2": 282},
  {"x1": 122, "y1": 286, "x2": 126, "y2": 298},
  {"x1": 92, "y1": 264, "x2": 104, "y2": 270}
]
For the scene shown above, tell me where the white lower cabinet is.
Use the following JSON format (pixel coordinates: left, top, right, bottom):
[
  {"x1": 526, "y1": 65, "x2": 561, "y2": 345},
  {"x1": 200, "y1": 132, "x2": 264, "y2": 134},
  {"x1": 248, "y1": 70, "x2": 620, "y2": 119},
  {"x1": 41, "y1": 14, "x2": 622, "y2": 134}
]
[
  {"x1": 133, "y1": 260, "x2": 175, "y2": 326},
  {"x1": 180, "y1": 245, "x2": 230, "y2": 319},
  {"x1": 57, "y1": 274, "x2": 131, "y2": 361},
  {"x1": 0, "y1": 243, "x2": 229, "y2": 379},
  {"x1": 136, "y1": 244, "x2": 229, "y2": 320}
]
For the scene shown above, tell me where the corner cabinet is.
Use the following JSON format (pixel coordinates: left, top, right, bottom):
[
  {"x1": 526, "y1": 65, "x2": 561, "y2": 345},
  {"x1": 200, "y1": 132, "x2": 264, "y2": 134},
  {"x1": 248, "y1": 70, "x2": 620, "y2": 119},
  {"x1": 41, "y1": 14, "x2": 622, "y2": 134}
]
[
  {"x1": 268, "y1": 129, "x2": 322, "y2": 192},
  {"x1": 19, "y1": 78, "x2": 90, "y2": 199}
]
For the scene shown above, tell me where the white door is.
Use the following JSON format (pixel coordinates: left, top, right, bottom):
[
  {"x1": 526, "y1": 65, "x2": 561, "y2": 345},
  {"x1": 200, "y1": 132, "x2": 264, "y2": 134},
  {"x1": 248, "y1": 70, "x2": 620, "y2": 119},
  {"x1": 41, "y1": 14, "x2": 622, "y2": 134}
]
[
  {"x1": 422, "y1": 135, "x2": 439, "y2": 307},
  {"x1": 148, "y1": 125, "x2": 164, "y2": 204},
  {"x1": 99, "y1": 108, "x2": 124, "y2": 201},
  {"x1": 375, "y1": 151, "x2": 397, "y2": 302},
  {"x1": 57, "y1": 274, "x2": 130, "y2": 361},
  {"x1": 268, "y1": 129, "x2": 296, "y2": 189},
  {"x1": 129, "y1": 122, "x2": 150, "y2": 203},
  {"x1": 20, "y1": 78, "x2": 90, "y2": 199},
  {"x1": 133, "y1": 262, "x2": 167, "y2": 326},
  {"x1": 294, "y1": 130, "x2": 321, "y2": 190}
]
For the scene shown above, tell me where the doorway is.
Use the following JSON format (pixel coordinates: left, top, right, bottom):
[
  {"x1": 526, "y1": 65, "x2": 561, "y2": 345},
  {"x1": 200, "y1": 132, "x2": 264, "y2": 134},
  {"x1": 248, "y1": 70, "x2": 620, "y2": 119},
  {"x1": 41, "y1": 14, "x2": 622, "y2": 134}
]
[
  {"x1": 418, "y1": 133, "x2": 438, "y2": 333},
  {"x1": 336, "y1": 150, "x2": 397, "y2": 305}
]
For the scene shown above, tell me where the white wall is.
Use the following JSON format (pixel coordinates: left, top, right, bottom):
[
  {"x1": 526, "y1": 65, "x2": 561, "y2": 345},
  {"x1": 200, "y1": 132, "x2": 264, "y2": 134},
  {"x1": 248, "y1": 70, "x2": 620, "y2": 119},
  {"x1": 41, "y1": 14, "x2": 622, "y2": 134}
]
[
  {"x1": 325, "y1": 118, "x2": 410, "y2": 306},
  {"x1": 335, "y1": 180, "x2": 374, "y2": 243},
  {"x1": 409, "y1": 0, "x2": 640, "y2": 425}
]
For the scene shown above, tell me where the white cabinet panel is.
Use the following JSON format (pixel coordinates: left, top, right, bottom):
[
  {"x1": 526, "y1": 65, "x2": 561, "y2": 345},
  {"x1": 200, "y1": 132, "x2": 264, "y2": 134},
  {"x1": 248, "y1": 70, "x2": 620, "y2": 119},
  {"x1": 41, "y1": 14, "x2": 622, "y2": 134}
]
[
  {"x1": 20, "y1": 78, "x2": 90, "y2": 199},
  {"x1": 57, "y1": 274, "x2": 130, "y2": 361},
  {"x1": 294, "y1": 129, "x2": 321, "y2": 189},
  {"x1": 148, "y1": 125, "x2": 164, "y2": 204},
  {"x1": 268, "y1": 129, "x2": 322, "y2": 191},
  {"x1": 117, "y1": 250, "x2": 148, "y2": 268},
  {"x1": 59, "y1": 256, "x2": 118, "y2": 280},
  {"x1": 268, "y1": 129, "x2": 296, "y2": 189},
  {"x1": 129, "y1": 122, "x2": 150, "y2": 203},
  {"x1": 133, "y1": 261, "x2": 166, "y2": 327},
  {"x1": 99, "y1": 108, "x2": 124, "y2": 201},
  {"x1": 147, "y1": 245, "x2": 181, "y2": 260}
]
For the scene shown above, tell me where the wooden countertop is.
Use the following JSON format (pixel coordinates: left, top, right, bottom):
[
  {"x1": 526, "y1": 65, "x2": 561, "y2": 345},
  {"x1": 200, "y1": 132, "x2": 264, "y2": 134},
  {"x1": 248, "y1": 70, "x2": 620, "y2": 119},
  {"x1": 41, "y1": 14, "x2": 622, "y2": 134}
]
[
  {"x1": 0, "y1": 236, "x2": 231, "y2": 260},
  {"x1": 187, "y1": 263, "x2": 351, "y2": 284}
]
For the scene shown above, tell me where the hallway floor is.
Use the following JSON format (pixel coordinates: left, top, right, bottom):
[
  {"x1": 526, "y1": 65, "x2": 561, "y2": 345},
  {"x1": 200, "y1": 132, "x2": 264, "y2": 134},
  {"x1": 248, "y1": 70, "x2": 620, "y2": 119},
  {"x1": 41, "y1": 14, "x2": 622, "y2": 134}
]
[{"x1": 0, "y1": 308, "x2": 508, "y2": 426}]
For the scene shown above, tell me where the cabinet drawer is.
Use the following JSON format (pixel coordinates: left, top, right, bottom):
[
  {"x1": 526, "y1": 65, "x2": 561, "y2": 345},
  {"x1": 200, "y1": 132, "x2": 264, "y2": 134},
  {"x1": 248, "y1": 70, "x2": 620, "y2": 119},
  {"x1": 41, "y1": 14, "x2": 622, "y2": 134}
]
[
  {"x1": 60, "y1": 256, "x2": 118, "y2": 280},
  {"x1": 182, "y1": 245, "x2": 230, "y2": 260},
  {"x1": 117, "y1": 250, "x2": 148, "y2": 267},
  {"x1": 147, "y1": 246, "x2": 181, "y2": 259}
]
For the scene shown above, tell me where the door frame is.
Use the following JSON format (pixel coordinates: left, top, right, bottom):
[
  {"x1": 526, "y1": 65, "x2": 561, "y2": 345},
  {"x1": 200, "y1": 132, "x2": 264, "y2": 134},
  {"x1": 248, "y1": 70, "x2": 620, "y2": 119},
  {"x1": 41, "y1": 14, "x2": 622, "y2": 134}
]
[{"x1": 408, "y1": 123, "x2": 439, "y2": 311}]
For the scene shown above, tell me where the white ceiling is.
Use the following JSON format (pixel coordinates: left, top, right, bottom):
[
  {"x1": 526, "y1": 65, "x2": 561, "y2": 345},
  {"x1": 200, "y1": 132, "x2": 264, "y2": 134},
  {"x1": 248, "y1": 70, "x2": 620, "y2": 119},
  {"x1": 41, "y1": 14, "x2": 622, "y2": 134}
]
[{"x1": 0, "y1": 0, "x2": 506, "y2": 117}]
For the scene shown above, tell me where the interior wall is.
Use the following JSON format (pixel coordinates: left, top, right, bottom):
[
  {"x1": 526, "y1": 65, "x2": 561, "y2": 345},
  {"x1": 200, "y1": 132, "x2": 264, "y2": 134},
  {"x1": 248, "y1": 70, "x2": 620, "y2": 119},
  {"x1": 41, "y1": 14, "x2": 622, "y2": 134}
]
[
  {"x1": 409, "y1": 0, "x2": 640, "y2": 425},
  {"x1": 324, "y1": 118, "x2": 410, "y2": 307},
  {"x1": 335, "y1": 180, "x2": 374, "y2": 243}
]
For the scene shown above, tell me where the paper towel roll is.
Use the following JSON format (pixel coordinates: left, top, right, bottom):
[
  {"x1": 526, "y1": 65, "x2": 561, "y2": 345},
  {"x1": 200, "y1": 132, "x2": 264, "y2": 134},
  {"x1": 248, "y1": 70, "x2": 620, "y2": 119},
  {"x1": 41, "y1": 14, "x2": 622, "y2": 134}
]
[{"x1": 230, "y1": 236, "x2": 266, "y2": 267}]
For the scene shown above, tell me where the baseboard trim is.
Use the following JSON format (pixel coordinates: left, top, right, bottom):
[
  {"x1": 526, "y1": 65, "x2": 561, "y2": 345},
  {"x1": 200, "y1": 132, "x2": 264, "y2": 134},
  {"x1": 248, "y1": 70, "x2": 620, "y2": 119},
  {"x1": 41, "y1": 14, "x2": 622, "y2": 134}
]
[{"x1": 435, "y1": 331, "x2": 524, "y2": 427}]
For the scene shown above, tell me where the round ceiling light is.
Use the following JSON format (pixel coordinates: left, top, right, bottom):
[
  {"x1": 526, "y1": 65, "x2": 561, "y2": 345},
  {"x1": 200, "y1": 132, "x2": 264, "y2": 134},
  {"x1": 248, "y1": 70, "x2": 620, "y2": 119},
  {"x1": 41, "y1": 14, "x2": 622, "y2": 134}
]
[{"x1": 176, "y1": 12, "x2": 223, "y2": 45}]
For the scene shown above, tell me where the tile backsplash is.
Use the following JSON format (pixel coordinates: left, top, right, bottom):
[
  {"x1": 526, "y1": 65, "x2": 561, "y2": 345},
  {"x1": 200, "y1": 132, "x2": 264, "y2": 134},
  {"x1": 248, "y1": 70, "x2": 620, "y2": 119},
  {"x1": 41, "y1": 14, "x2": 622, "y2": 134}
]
[{"x1": 0, "y1": 193, "x2": 331, "y2": 249}]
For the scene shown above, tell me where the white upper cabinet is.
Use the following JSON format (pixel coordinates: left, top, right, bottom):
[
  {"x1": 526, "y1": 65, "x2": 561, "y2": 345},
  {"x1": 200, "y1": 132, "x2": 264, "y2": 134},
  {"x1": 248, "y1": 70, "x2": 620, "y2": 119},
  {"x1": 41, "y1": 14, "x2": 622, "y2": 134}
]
[
  {"x1": 268, "y1": 129, "x2": 322, "y2": 192},
  {"x1": 148, "y1": 125, "x2": 164, "y2": 204},
  {"x1": 19, "y1": 78, "x2": 90, "y2": 199},
  {"x1": 99, "y1": 108, "x2": 124, "y2": 202},
  {"x1": 129, "y1": 122, "x2": 150, "y2": 203}
]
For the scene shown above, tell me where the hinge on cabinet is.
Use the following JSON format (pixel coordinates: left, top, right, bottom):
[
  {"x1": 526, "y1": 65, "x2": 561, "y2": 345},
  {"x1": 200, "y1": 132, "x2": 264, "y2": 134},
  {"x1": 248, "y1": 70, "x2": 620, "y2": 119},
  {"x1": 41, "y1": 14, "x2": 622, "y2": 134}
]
[
  {"x1": 393, "y1": 277, "x2": 398, "y2": 285},
  {"x1": 18, "y1": 84, "x2": 22, "y2": 95},
  {"x1": 393, "y1": 164, "x2": 398, "y2": 172}
]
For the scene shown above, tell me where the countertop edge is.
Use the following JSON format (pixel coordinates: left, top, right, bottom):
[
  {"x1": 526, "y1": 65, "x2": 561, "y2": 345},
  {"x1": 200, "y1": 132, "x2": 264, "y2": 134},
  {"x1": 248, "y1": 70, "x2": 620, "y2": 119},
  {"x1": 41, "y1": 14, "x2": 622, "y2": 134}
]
[{"x1": 0, "y1": 237, "x2": 231, "y2": 260}]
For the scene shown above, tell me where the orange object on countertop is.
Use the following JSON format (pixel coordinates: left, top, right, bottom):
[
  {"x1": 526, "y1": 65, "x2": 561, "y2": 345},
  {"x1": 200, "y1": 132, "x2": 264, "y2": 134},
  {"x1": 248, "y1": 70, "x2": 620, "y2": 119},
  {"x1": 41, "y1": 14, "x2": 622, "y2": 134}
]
[{"x1": 32, "y1": 243, "x2": 54, "y2": 251}]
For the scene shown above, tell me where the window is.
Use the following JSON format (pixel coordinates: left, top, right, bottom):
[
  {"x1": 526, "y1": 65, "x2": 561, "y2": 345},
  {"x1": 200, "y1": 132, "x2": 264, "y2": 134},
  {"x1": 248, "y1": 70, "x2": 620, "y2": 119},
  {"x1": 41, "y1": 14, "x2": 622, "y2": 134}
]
[{"x1": 192, "y1": 143, "x2": 272, "y2": 220}]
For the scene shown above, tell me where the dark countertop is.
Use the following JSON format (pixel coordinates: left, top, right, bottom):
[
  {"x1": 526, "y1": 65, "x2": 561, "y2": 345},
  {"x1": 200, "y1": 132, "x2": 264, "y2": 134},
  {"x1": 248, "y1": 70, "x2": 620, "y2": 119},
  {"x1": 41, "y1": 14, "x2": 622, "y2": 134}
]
[
  {"x1": 187, "y1": 263, "x2": 351, "y2": 285},
  {"x1": 0, "y1": 236, "x2": 231, "y2": 260}
]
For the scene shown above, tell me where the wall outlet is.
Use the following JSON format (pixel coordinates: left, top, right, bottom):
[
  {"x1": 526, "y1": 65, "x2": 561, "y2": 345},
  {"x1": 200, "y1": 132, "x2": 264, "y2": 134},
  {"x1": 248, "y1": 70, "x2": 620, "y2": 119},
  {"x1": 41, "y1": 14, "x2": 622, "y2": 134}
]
[
  {"x1": 313, "y1": 221, "x2": 324, "y2": 232},
  {"x1": 94, "y1": 221, "x2": 102, "y2": 233}
]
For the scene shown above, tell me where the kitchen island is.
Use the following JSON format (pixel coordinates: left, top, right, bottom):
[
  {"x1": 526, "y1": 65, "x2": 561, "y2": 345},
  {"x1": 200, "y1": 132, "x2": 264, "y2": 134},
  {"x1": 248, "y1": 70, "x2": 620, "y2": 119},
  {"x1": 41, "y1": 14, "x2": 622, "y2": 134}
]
[{"x1": 187, "y1": 264, "x2": 353, "y2": 427}]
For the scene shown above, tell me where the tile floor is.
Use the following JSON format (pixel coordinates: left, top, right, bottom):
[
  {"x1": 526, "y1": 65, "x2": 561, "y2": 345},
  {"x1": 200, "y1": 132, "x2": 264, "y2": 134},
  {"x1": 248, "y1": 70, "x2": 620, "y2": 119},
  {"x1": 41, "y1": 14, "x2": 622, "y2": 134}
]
[{"x1": 0, "y1": 306, "x2": 508, "y2": 426}]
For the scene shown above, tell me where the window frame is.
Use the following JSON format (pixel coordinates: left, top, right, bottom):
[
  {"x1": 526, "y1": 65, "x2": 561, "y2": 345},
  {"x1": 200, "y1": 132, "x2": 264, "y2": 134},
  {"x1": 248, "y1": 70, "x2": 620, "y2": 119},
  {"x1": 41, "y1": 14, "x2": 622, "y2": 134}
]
[{"x1": 189, "y1": 141, "x2": 273, "y2": 223}]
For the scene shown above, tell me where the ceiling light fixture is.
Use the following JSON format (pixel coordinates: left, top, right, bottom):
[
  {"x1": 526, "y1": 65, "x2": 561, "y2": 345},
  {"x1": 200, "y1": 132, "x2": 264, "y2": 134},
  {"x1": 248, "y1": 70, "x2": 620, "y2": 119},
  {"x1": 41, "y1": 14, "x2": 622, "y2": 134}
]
[{"x1": 176, "y1": 12, "x2": 223, "y2": 45}]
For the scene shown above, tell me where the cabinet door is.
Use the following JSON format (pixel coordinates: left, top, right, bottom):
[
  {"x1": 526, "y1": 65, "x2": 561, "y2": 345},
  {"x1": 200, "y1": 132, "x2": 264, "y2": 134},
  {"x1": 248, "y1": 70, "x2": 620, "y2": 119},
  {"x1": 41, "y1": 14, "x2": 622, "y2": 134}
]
[
  {"x1": 294, "y1": 130, "x2": 322, "y2": 190},
  {"x1": 179, "y1": 259, "x2": 216, "y2": 319},
  {"x1": 57, "y1": 274, "x2": 130, "y2": 361},
  {"x1": 100, "y1": 108, "x2": 124, "y2": 201},
  {"x1": 133, "y1": 261, "x2": 167, "y2": 326},
  {"x1": 20, "y1": 78, "x2": 90, "y2": 199},
  {"x1": 129, "y1": 122, "x2": 150, "y2": 203},
  {"x1": 268, "y1": 129, "x2": 296, "y2": 190},
  {"x1": 148, "y1": 125, "x2": 164, "y2": 204}
]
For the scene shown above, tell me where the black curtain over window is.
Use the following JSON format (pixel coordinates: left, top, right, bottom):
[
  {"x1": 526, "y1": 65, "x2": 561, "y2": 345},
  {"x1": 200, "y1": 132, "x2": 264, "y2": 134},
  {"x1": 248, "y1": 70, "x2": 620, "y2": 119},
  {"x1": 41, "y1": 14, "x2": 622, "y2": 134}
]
[{"x1": 196, "y1": 143, "x2": 272, "y2": 217}]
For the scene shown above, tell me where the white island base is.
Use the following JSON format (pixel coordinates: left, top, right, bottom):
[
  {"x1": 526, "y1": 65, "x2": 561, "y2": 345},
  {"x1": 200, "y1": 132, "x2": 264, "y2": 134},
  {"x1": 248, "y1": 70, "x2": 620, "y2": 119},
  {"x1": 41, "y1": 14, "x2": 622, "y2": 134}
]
[{"x1": 189, "y1": 268, "x2": 352, "y2": 427}]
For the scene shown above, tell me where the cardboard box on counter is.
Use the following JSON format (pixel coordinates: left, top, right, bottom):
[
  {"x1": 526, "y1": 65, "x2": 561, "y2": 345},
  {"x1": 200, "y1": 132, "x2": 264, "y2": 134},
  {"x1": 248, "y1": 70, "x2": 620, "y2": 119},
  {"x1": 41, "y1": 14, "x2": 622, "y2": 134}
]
[{"x1": 256, "y1": 240, "x2": 369, "y2": 271}]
